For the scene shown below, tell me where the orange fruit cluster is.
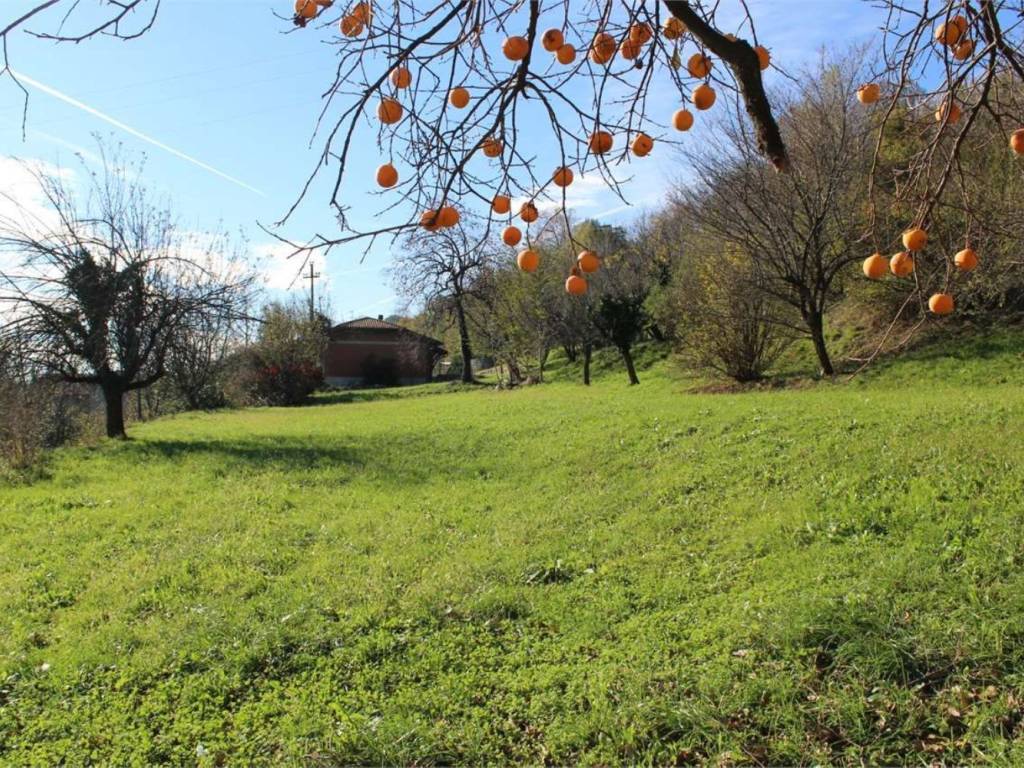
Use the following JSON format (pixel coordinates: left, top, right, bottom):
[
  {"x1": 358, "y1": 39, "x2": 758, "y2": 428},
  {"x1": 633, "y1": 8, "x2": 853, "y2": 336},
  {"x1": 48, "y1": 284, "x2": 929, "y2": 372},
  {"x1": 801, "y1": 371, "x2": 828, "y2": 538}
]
[
  {"x1": 589, "y1": 21, "x2": 656, "y2": 66},
  {"x1": 418, "y1": 205, "x2": 460, "y2": 231},
  {"x1": 934, "y1": 15, "x2": 975, "y2": 62},
  {"x1": 563, "y1": 249, "x2": 603, "y2": 295},
  {"x1": 294, "y1": 0, "x2": 332, "y2": 25},
  {"x1": 541, "y1": 28, "x2": 577, "y2": 66},
  {"x1": 862, "y1": 227, "x2": 978, "y2": 316},
  {"x1": 295, "y1": 1, "x2": 372, "y2": 33}
]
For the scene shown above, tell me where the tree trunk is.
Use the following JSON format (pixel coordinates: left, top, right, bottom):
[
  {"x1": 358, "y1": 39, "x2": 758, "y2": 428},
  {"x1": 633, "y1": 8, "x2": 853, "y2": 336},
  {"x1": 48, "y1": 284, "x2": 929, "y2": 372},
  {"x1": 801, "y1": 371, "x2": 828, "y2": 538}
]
[
  {"x1": 806, "y1": 310, "x2": 834, "y2": 377},
  {"x1": 583, "y1": 343, "x2": 592, "y2": 386},
  {"x1": 507, "y1": 360, "x2": 522, "y2": 385},
  {"x1": 563, "y1": 344, "x2": 578, "y2": 362},
  {"x1": 454, "y1": 299, "x2": 474, "y2": 383},
  {"x1": 619, "y1": 344, "x2": 640, "y2": 385},
  {"x1": 537, "y1": 344, "x2": 549, "y2": 381},
  {"x1": 103, "y1": 384, "x2": 127, "y2": 439}
]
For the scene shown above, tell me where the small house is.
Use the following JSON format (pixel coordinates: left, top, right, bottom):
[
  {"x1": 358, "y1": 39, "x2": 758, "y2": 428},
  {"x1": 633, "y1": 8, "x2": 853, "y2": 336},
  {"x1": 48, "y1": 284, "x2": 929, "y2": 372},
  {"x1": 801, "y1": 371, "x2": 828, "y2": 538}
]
[{"x1": 323, "y1": 315, "x2": 446, "y2": 387}]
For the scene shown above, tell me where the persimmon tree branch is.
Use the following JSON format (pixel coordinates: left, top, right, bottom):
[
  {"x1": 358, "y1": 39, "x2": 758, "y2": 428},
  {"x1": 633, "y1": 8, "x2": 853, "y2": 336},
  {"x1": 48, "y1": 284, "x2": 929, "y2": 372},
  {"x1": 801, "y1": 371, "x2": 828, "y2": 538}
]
[
  {"x1": 663, "y1": 0, "x2": 789, "y2": 170},
  {"x1": 0, "y1": 0, "x2": 160, "y2": 136},
  {"x1": 263, "y1": 0, "x2": 790, "y2": 267}
]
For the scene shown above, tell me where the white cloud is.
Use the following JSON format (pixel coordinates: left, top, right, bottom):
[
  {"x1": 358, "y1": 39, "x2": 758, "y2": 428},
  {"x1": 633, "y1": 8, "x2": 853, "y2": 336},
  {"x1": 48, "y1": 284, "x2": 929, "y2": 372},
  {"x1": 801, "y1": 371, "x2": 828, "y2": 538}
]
[
  {"x1": 0, "y1": 161, "x2": 253, "y2": 300},
  {"x1": 561, "y1": 173, "x2": 612, "y2": 210},
  {"x1": 0, "y1": 156, "x2": 77, "y2": 277},
  {"x1": 506, "y1": 168, "x2": 669, "y2": 225},
  {"x1": 0, "y1": 155, "x2": 73, "y2": 224},
  {"x1": 251, "y1": 240, "x2": 388, "y2": 296},
  {"x1": 512, "y1": 172, "x2": 624, "y2": 219},
  {"x1": 28, "y1": 130, "x2": 105, "y2": 168},
  {"x1": 0, "y1": 158, "x2": 77, "y2": 319},
  {"x1": 331, "y1": 292, "x2": 398, "y2": 322},
  {"x1": 592, "y1": 202, "x2": 635, "y2": 219},
  {"x1": 252, "y1": 241, "x2": 312, "y2": 292}
]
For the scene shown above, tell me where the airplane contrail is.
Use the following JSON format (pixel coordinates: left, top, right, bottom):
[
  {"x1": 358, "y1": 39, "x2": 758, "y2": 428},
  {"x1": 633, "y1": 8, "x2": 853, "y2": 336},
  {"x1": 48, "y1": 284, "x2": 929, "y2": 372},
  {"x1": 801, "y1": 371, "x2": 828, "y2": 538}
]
[
  {"x1": 12, "y1": 70, "x2": 265, "y2": 196},
  {"x1": 29, "y1": 128, "x2": 104, "y2": 166},
  {"x1": 593, "y1": 202, "x2": 633, "y2": 219}
]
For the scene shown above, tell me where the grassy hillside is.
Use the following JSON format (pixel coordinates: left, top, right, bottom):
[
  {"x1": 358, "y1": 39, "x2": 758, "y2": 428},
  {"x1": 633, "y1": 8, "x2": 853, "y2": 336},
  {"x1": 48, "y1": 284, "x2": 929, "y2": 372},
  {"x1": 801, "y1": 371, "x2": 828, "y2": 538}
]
[{"x1": 2, "y1": 332, "x2": 1024, "y2": 765}]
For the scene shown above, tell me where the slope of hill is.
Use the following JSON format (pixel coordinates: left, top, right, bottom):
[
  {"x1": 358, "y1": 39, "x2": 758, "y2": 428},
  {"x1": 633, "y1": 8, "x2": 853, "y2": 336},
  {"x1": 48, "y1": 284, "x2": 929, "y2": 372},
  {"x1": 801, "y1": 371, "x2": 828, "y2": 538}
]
[{"x1": 2, "y1": 331, "x2": 1023, "y2": 765}]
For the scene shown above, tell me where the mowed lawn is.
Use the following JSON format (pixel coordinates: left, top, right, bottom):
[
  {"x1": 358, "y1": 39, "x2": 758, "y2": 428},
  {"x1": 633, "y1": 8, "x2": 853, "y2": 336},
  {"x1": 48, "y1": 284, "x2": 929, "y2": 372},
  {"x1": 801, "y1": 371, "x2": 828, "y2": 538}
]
[{"x1": 2, "y1": 335, "x2": 1024, "y2": 765}]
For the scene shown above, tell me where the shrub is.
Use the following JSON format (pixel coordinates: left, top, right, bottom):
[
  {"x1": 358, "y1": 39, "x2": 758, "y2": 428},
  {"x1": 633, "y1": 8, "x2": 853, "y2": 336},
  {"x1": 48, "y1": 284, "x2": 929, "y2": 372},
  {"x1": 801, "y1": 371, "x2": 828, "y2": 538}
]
[
  {"x1": 222, "y1": 302, "x2": 326, "y2": 407},
  {"x1": 167, "y1": 318, "x2": 232, "y2": 411},
  {"x1": 251, "y1": 360, "x2": 324, "y2": 405},
  {"x1": 662, "y1": 246, "x2": 794, "y2": 382},
  {"x1": 0, "y1": 373, "x2": 96, "y2": 471}
]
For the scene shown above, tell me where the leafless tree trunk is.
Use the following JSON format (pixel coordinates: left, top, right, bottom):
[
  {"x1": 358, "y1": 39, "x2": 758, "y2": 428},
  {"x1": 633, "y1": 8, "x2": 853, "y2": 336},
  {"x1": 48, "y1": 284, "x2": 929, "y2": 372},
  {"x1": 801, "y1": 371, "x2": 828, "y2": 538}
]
[
  {"x1": 619, "y1": 344, "x2": 640, "y2": 386},
  {"x1": 393, "y1": 224, "x2": 493, "y2": 385},
  {"x1": 804, "y1": 307, "x2": 833, "y2": 377}
]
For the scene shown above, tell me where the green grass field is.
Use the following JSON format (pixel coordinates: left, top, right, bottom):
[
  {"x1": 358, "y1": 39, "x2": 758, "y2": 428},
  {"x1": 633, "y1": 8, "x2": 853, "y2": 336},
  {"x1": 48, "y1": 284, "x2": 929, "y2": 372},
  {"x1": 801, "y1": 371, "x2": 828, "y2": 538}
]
[{"x1": 3, "y1": 331, "x2": 1024, "y2": 765}]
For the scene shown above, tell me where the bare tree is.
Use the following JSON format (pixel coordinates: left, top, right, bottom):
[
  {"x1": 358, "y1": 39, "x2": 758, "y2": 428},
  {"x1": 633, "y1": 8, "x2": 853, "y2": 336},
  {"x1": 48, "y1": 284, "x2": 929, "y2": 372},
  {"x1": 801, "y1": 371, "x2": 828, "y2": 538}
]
[
  {"x1": 0, "y1": 150, "x2": 257, "y2": 438},
  {"x1": 393, "y1": 223, "x2": 493, "y2": 383},
  {"x1": 679, "y1": 54, "x2": 875, "y2": 376},
  {"x1": 167, "y1": 313, "x2": 236, "y2": 410}
]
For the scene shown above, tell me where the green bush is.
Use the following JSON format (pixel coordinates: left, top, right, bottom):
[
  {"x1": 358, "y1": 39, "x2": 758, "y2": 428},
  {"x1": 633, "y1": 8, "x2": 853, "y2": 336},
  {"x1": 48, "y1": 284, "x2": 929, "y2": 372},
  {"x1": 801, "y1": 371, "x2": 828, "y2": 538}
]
[{"x1": 658, "y1": 245, "x2": 794, "y2": 382}]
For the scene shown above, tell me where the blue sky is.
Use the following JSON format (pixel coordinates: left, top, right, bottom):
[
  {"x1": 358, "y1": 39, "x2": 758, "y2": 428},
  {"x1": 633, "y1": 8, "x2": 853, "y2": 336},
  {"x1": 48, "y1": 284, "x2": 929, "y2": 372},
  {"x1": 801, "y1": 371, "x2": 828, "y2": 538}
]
[{"x1": 0, "y1": 0, "x2": 878, "y2": 321}]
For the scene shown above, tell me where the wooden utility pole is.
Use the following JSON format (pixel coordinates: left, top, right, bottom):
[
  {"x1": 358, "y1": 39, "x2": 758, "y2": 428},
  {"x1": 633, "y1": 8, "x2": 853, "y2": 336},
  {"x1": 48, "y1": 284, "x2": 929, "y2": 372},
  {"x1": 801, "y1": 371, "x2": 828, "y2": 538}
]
[{"x1": 307, "y1": 260, "x2": 321, "y2": 322}]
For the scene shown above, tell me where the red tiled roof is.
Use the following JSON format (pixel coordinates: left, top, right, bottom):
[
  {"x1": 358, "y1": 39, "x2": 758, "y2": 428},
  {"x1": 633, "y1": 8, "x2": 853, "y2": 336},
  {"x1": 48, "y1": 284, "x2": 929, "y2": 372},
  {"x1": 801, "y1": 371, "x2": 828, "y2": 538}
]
[
  {"x1": 336, "y1": 316, "x2": 402, "y2": 330},
  {"x1": 331, "y1": 317, "x2": 445, "y2": 347}
]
